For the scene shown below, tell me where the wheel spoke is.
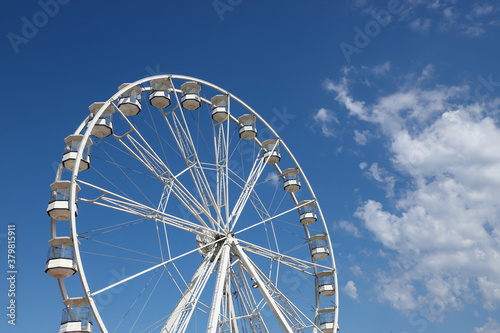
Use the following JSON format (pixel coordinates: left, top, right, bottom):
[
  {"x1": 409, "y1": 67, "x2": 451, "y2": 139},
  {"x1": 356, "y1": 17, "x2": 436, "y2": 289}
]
[
  {"x1": 89, "y1": 239, "x2": 219, "y2": 298},
  {"x1": 234, "y1": 201, "x2": 307, "y2": 236},
  {"x1": 230, "y1": 262, "x2": 270, "y2": 332},
  {"x1": 77, "y1": 180, "x2": 214, "y2": 237},
  {"x1": 160, "y1": 247, "x2": 222, "y2": 333},
  {"x1": 238, "y1": 239, "x2": 331, "y2": 274},
  {"x1": 207, "y1": 242, "x2": 231, "y2": 333},
  {"x1": 229, "y1": 147, "x2": 269, "y2": 231},
  {"x1": 111, "y1": 103, "x2": 217, "y2": 228},
  {"x1": 214, "y1": 122, "x2": 229, "y2": 228},
  {"x1": 231, "y1": 238, "x2": 294, "y2": 333},
  {"x1": 163, "y1": 84, "x2": 224, "y2": 228}
]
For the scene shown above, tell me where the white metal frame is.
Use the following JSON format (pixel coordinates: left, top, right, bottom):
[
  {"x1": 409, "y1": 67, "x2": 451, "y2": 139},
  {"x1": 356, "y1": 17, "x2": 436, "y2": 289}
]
[{"x1": 48, "y1": 74, "x2": 339, "y2": 333}]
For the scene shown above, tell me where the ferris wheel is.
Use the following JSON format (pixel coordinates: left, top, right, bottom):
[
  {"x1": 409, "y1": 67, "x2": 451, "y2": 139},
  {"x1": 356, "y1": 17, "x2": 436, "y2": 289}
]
[{"x1": 45, "y1": 74, "x2": 339, "y2": 333}]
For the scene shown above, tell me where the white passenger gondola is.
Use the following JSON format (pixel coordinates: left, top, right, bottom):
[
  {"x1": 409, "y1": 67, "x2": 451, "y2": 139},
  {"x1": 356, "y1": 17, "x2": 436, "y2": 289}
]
[
  {"x1": 47, "y1": 181, "x2": 80, "y2": 221},
  {"x1": 45, "y1": 237, "x2": 77, "y2": 279},
  {"x1": 211, "y1": 94, "x2": 228, "y2": 122},
  {"x1": 310, "y1": 233, "x2": 329, "y2": 260},
  {"x1": 281, "y1": 168, "x2": 301, "y2": 192},
  {"x1": 117, "y1": 83, "x2": 142, "y2": 116},
  {"x1": 318, "y1": 307, "x2": 336, "y2": 333},
  {"x1": 181, "y1": 81, "x2": 201, "y2": 110},
  {"x1": 238, "y1": 114, "x2": 257, "y2": 140},
  {"x1": 149, "y1": 78, "x2": 171, "y2": 109},
  {"x1": 262, "y1": 139, "x2": 281, "y2": 164},
  {"x1": 62, "y1": 134, "x2": 92, "y2": 172},
  {"x1": 317, "y1": 270, "x2": 335, "y2": 296},
  {"x1": 297, "y1": 200, "x2": 317, "y2": 225},
  {"x1": 89, "y1": 102, "x2": 114, "y2": 138},
  {"x1": 60, "y1": 299, "x2": 92, "y2": 333}
]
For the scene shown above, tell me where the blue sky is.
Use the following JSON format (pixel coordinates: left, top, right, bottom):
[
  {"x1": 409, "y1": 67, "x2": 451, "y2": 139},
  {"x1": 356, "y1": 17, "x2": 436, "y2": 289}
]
[{"x1": 1, "y1": 0, "x2": 500, "y2": 332}]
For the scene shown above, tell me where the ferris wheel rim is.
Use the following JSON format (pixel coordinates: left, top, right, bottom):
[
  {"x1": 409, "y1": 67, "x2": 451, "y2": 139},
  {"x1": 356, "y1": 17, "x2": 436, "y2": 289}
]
[{"x1": 51, "y1": 74, "x2": 339, "y2": 333}]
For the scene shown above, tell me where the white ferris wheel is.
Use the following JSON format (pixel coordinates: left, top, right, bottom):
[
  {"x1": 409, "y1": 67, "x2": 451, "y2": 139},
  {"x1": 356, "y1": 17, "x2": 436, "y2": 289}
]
[{"x1": 45, "y1": 74, "x2": 339, "y2": 333}]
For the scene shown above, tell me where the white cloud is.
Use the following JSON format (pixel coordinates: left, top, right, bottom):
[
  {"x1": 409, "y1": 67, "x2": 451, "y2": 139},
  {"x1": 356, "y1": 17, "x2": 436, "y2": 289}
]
[
  {"x1": 350, "y1": 265, "x2": 363, "y2": 277},
  {"x1": 366, "y1": 163, "x2": 396, "y2": 197},
  {"x1": 325, "y1": 77, "x2": 466, "y2": 136},
  {"x1": 354, "y1": 129, "x2": 370, "y2": 145},
  {"x1": 410, "y1": 2, "x2": 493, "y2": 36},
  {"x1": 371, "y1": 61, "x2": 391, "y2": 75},
  {"x1": 475, "y1": 317, "x2": 500, "y2": 333},
  {"x1": 338, "y1": 220, "x2": 361, "y2": 238},
  {"x1": 461, "y1": 25, "x2": 486, "y2": 36},
  {"x1": 263, "y1": 171, "x2": 280, "y2": 187},
  {"x1": 473, "y1": 3, "x2": 495, "y2": 17},
  {"x1": 410, "y1": 18, "x2": 432, "y2": 32},
  {"x1": 328, "y1": 67, "x2": 500, "y2": 314},
  {"x1": 313, "y1": 108, "x2": 338, "y2": 137},
  {"x1": 343, "y1": 280, "x2": 359, "y2": 300},
  {"x1": 325, "y1": 78, "x2": 368, "y2": 120},
  {"x1": 359, "y1": 162, "x2": 368, "y2": 170},
  {"x1": 419, "y1": 64, "x2": 434, "y2": 83}
]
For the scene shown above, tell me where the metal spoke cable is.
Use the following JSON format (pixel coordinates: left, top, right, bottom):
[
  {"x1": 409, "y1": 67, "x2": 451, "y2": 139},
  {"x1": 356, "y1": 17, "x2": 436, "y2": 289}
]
[
  {"x1": 140, "y1": 99, "x2": 173, "y2": 175},
  {"x1": 187, "y1": 100, "x2": 215, "y2": 162},
  {"x1": 94, "y1": 138, "x2": 156, "y2": 207},
  {"x1": 79, "y1": 237, "x2": 161, "y2": 260},
  {"x1": 129, "y1": 268, "x2": 165, "y2": 332},
  {"x1": 91, "y1": 152, "x2": 157, "y2": 180},
  {"x1": 112, "y1": 268, "x2": 161, "y2": 333},
  {"x1": 86, "y1": 160, "x2": 131, "y2": 200},
  {"x1": 77, "y1": 218, "x2": 148, "y2": 238},
  {"x1": 78, "y1": 251, "x2": 158, "y2": 264}
]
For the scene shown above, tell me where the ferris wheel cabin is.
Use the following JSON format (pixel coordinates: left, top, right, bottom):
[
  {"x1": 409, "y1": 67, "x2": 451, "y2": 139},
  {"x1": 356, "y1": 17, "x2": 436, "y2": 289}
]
[
  {"x1": 62, "y1": 135, "x2": 92, "y2": 172},
  {"x1": 211, "y1": 94, "x2": 228, "y2": 122},
  {"x1": 149, "y1": 78, "x2": 171, "y2": 109},
  {"x1": 262, "y1": 139, "x2": 281, "y2": 164},
  {"x1": 89, "y1": 102, "x2": 114, "y2": 138},
  {"x1": 45, "y1": 237, "x2": 77, "y2": 279},
  {"x1": 47, "y1": 181, "x2": 80, "y2": 220},
  {"x1": 181, "y1": 81, "x2": 201, "y2": 110},
  {"x1": 298, "y1": 200, "x2": 317, "y2": 225},
  {"x1": 317, "y1": 270, "x2": 336, "y2": 297},
  {"x1": 310, "y1": 233, "x2": 330, "y2": 260},
  {"x1": 60, "y1": 300, "x2": 93, "y2": 333},
  {"x1": 318, "y1": 307, "x2": 337, "y2": 333},
  {"x1": 281, "y1": 168, "x2": 301, "y2": 192},
  {"x1": 238, "y1": 114, "x2": 257, "y2": 140},
  {"x1": 117, "y1": 84, "x2": 142, "y2": 116}
]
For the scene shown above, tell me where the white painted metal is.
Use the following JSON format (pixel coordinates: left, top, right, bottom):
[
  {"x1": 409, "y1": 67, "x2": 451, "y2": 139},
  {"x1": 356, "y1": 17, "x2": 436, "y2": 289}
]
[
  {"x1": 261, "y1": 139, "x2": 281, "y2": 164},
  {"x1": 211, "y1": 94, "x2": 228, "y2": 122},
  {"x1": 48, "y1": 74, "x2": 339, "y2": 333},
  {"x1": 180, "y1": 81, "x2": 201, "y2": 110},
  {"x1": 150, "y1": 78, "x2": 171, "y2": 108},
  {"x1": 89, "y1": 102, "x2": 114, "y2": 138},
  {"x1": 59, "y1": 321, "x2": 92, "y2": 333},
  {"x1": 160, "y1": 259, "x2": 211, "y2": 332},
  {"x1": 282, "y1": 168, "x2": 301, "y2": 193},
  {"x1": 207, "y1": 243, "x2": 231, "y2": 333},
  {"x1": 238, "y1": 114, "x2": 257, "y2": 140},
  {"x1": 231, "y1": 238, "x2": 294, "y2": 333},
  {"x1": 62, "y1": 135, "x2": 92, "y2": 171}
]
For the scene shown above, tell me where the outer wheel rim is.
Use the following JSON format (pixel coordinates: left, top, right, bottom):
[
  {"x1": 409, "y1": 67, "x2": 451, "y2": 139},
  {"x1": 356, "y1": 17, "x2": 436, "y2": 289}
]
[{"x1": 49, "y1": 74, "x2": 339, "y2": 333}]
